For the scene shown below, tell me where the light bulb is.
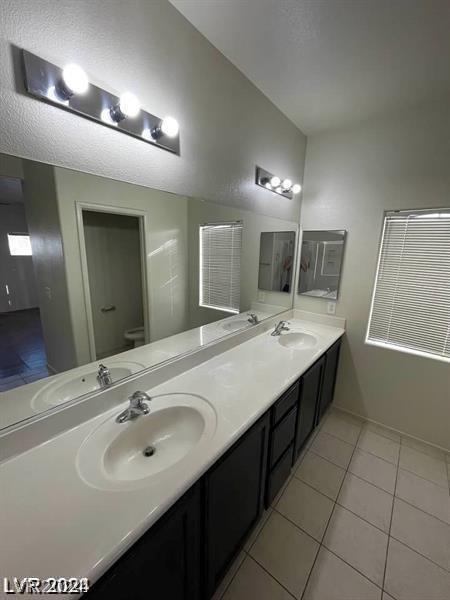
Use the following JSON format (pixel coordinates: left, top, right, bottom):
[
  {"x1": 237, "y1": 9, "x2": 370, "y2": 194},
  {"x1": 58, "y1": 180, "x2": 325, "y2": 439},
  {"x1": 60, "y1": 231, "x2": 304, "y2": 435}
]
[
  {"x1": 265, "y1": 182, "x2": 272, "y2": 190},
  {"x1": 270, "y1": 176, "x2": 281, "y2": 188},
  {"x1": 160, "y1": 116, "x2": 179, "y2": 138},
  {"x1": 101, "y1": 107, "x2": 117, "y2": 126},
  {"x1": 62, "y1": 64, "x2": 89, "y2": 95},
  {"x1": 281, "y1": 178, "x2": 292, "y2": 191},
  {"x1": 292, "y1": 183, "x2": 302, "y2": 194},
  {"x1": 118, "y1": 92, "x2": 140, "y2": 118},
  {"x1": 275, "y1": 187, "x2": 283, "y2": 194},
  {"x1": 142, "y1": 128, "x2": 152, "y2": 141}
]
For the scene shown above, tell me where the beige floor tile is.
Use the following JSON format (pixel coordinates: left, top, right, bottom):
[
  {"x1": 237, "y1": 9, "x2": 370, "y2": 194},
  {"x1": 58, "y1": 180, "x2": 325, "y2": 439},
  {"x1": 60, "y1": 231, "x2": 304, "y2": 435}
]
[
  {"x1": 401, "y1": 435, "x2": 446, "y2": 460},
  {"x1": 324, "y1": 505, "x2": 388, "y2": 586},
  {"x1": 303, "y1": 547, "x2": 381, "y2": 600},
  {"x1": 390, "y1": 498, "x2": 450, "y2": 571},
  {"x1": 250, "y1": 511, "x2": 318, "y2": 598},
  {"x1": 244, "y1": 508, "x2": 272, "y2": 552},
  {"x1": 396, "y1": 468, "x2": 450, "y2": 524},
  {"x1": 382, "y1": 594, "x2": 396, "y2": 600},
  {"x1": 310, "y1": 430, "x2": 354, "y2": 469},
  {"x1": 349, "y1": 448, "x2": 397, "y2": 494},
  {"x1": 270, "y1": 472, "x2": 294, "y2": 507},
  {"x1": 276, "y1": 477, "x2": 334, "y2": 542},
  {"x1": 321, "y1": 412, "x2": 361, "y2": 445},
  {"x1": 338, "y1": 472, "x2": 393, "y2": 532},
  {"x1": 358, "y1": 430, "x2": 400, "y2": 465},
  {"x1": 399, "y1": 446, "x2": 448, "y2": 488},
  {"x1": 364, "y1": 422, "x2": 401, "y2": 443},
  {"x1": 211, "y1": 551, "x2": 246, "y2": 600},
  {"x1": 329, "y1": 407, "x2": 364, "y2": 426},
  {"x1": 222, "y1": 556, "x2": 293, "y2": 600},
  {"x1": 384, "y1": 538, "x2": 450, "y2": 600},
  {"x1": 294, "y1": 451, "x2": 346, "y2": 500}
]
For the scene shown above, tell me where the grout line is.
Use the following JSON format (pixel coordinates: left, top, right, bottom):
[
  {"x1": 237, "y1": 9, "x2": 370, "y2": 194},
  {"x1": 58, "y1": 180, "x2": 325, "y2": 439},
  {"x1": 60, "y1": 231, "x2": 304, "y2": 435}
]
[
  {"x1": 381, "y1": 429, "x2": 401, "y2": 594},
  {"x1": 393, "y1": 494, "x2": 450, "y2": 527},
  {"x1": 396, "y1": 464, "x2": 449, "y2": 491},
  {"x1": 246, "y1": 555, "x2": 297, "y2": 600},
  {"x1": 299, "y1": 418, "x2": 365, "y2": 600},
  {"x1": 214, "y1": 550, "x2": 247, "y2": 600},
  {"x1": 388, "y1": 531, "x2": 450, "y2": 574}
]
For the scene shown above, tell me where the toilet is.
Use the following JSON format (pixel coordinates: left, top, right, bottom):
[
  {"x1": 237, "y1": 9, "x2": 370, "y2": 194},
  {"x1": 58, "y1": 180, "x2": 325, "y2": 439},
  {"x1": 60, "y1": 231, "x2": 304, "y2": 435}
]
[{"x1": 124, "y1": 327, "x2": 145, "y2": 348}]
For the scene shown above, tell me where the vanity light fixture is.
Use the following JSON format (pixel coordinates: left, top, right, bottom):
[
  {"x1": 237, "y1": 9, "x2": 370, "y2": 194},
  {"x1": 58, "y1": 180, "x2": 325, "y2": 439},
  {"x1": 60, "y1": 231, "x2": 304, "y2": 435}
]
[
  {"x1": 21, "y1": 49, "x2": 180, "y2": 155},
  {"x1": 255, "y1": 166, "x2": 301, "y2": 199}
]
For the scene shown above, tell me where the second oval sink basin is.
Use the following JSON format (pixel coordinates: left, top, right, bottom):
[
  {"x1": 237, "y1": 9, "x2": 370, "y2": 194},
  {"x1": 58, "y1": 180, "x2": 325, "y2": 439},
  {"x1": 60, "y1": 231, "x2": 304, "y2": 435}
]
[
  {"x1": 222, "y1": 319, "x2": 249, "y2": 332},
  {"x1": 31, "y1": 361, "x2": 144, "y2": 411},
  {"x1": 278, "y1": 332, "x2": 317, "y2": 350},
  {"x1": 77, "y1": 393, "x2": 217, "y2": 491}
]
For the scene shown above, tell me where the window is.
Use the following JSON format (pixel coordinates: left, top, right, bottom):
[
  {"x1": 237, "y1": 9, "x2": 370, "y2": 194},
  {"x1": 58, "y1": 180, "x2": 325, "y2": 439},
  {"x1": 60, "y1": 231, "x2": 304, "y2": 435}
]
[
  {"x1": 199, "y1": 221, "x2": 242, "y2": 313},
  {"x1": 7, "y1": 233, "x2": 32, "y2": 256},
  {"x1": 366, "y1": 209, "x2": 450, "y2": 362}
]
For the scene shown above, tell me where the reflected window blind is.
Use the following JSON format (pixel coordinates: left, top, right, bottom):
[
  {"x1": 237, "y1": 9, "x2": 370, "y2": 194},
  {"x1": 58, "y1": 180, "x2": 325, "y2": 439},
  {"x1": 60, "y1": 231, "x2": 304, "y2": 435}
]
[
  {"x1": 367, "y1": 209, "x2": 450, "y2": 361},
  {"x1": 199, "y1": 222, "x2": 242, "y2": 313}
]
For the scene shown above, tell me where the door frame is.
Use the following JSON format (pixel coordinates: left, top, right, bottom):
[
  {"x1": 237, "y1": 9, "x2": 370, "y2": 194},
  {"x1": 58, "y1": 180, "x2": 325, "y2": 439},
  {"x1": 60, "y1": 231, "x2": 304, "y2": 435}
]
[{"x1": 76, "y1": 201, "x2": 150, "y2": 362}]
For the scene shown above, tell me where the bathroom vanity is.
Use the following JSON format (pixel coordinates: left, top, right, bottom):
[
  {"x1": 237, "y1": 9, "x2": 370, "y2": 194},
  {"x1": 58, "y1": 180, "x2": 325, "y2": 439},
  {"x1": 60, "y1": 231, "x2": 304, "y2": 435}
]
[
  {"x1": 0, "y1": 313, "x2": 343, "y2": 600},
  {"x1": 84, "y1": 334, "x2": 341, "y2": 600}
]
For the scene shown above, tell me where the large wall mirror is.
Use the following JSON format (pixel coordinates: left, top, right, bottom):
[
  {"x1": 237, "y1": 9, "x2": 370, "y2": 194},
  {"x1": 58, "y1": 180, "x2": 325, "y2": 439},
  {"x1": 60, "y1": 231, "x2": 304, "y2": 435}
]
[
  {"x1": 0, "y1": 153, "x2": 297, "y2": 430},
  {"x1": 298, "y1": 230, "x2": 346, "y2": 299}
]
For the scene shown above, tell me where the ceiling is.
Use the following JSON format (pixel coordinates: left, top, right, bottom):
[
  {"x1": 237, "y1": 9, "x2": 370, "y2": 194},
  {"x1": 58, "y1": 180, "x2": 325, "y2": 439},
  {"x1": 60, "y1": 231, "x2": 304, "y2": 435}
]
[{"x1": 170, "y1": 0, "x2": 450, "y2": 134}]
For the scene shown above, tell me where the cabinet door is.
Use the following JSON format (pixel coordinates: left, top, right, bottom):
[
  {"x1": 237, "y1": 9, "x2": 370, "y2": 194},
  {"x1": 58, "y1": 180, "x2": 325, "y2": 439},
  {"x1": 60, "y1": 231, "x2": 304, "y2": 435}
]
[
  {"x1": 316, "y1": 339, "x2": 341, "y2": 424},
  {"x1": 84, "y1": 484, "x2": 202, "y2": 600},
  {"x1": 205, "y1": 413, "x2": 270, "y2": 598},
  {"x1": 294, "y1": 357, "x2": 324, "y2": 461}
]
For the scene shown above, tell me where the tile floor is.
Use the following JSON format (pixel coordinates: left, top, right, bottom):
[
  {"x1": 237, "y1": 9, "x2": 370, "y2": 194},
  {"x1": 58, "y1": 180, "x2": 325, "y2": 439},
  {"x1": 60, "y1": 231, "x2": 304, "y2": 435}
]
[
  {"x1": 214, "y1": 407, "x2": 450, "y2": 600},
  {"x1": 0, "y1": 308, "x2": 50, "y2": 391}
]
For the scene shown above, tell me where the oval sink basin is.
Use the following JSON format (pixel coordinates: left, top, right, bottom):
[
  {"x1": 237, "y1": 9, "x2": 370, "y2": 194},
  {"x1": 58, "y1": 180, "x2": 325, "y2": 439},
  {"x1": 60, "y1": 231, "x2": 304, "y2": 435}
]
[
  {"x1": 31, "y1": 361, "x2": 144, "y2": 411},
  {"x1": 222, "y1": 320, "x2": 249, "y2": 332},
  {"x1": 77, "y1": 393, "x2": 217, "y2": 491},
  {"x1": 278, "y1": 332, "x2": 317, "y2": 350}
]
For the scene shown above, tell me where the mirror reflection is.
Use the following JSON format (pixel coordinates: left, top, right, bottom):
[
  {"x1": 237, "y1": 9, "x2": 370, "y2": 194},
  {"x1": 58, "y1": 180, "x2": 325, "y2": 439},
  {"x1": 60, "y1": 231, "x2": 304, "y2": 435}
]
[
  {"x1": 0, "y1": 153, "x2": 297, "y2": 429},
  {"x1": 258, "y1": 231, "x2": 296, "y2": 293},
  {"x1": 298, "y1": 230, "x2": 346, "y2": 299}
]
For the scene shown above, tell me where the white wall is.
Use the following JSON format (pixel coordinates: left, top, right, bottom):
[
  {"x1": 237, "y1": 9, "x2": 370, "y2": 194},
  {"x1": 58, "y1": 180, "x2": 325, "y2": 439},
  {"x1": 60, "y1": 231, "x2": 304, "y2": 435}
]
[
  {"x1": 187, "y1": 197, "x2": 297, "y2": 328},
  {"x1": 0, "y1": 202, "x2": 37, "y2": 312},
  {"x1": 0, "y1": 0, "x2": 306, "y2": 223},
  {"x1": 53, "y1": 166, "x2": 190, "y2": 366},
  {"x1": 296, "y1": 99, "x2": 450, "y2": 449},
  {"x1": 22, "y1": 161, "x2": 77, "y2": 373}
]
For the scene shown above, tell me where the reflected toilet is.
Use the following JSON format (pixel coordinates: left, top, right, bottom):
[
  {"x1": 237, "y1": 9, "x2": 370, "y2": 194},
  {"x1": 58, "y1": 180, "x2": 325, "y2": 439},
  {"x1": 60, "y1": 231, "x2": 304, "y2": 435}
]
[{"x1": 124, "y1": 327, "x2": 145, "y2": 348}]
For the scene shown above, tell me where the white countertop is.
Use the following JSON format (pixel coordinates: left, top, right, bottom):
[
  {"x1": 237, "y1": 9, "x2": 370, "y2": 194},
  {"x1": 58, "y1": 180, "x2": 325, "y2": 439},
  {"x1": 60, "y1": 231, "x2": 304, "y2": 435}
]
[
  {"x1": 0, "y1": 307, "x2": 276, "y2": 430},
  {"x1": 0, "y1": 317, "x2": 344, "y2": 599}
]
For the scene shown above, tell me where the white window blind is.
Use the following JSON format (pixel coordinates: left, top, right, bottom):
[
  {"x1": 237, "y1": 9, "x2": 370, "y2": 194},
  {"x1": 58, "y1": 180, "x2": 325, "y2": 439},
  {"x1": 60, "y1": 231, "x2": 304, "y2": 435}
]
[
  {"x1": 366, "y1": 209, "x2": 450, "y2": 362},
  {"x1": 199, "y1": 222, "x2": 242, "y2": 313}
]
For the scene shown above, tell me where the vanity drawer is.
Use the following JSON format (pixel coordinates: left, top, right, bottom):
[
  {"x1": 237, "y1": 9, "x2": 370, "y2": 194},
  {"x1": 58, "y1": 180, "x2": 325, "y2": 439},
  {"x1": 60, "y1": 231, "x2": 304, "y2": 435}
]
[
  {"x1": 265, "y1": 443, "x2": 294, "y2": 507},
  {"x1": 269, "y1": 405, "x2": 297, "y2": 468},
  {"x1": 271, "y1": 381, "x2": 299, "y2": 425}
]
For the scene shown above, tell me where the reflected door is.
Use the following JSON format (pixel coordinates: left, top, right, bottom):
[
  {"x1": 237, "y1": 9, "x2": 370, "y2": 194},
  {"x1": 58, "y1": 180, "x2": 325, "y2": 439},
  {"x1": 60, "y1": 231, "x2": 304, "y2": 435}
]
[{"x1": 82, "y1": 211, "x2": 145, "y2": 359}]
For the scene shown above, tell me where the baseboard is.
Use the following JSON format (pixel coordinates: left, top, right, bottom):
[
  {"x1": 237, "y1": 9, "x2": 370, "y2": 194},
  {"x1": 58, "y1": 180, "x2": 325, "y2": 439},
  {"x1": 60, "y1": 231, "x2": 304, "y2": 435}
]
[{"x1": 333, "y1": 404, "x2": 450, "y2": 454}]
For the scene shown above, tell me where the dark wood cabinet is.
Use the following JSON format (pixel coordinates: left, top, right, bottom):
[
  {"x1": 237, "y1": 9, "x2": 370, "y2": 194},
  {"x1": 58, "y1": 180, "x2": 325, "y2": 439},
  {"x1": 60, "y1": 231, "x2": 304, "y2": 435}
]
[
  {"x1": 293, "y1": 356, "x2": 325, "y2": 462},
  {"x1": 316, "y1": 339, "x2": 341, "y2": 424},
  {"x1": 85, "y1": 483, "x2": 202, "y2": 600},
  {"x1": 204, "y1": 413, "x2": 269, "y2": 598},
  {"x1": 83, "y1": 337, "x2": 342, "y2": 600}
]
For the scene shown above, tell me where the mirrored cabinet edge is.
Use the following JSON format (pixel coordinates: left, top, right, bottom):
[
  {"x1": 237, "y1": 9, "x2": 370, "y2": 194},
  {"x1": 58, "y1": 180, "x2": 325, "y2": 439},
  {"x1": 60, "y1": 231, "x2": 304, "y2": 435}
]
[{"x1": 0, "y1": 151, "x2": 299, "y2": 432}]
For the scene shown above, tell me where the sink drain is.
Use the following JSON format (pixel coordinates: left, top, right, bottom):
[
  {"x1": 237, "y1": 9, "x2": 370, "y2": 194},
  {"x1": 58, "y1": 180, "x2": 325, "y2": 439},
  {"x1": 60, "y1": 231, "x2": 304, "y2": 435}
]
[{"x1": 143, "y1": 445, "x2": 156, "y2": 457}]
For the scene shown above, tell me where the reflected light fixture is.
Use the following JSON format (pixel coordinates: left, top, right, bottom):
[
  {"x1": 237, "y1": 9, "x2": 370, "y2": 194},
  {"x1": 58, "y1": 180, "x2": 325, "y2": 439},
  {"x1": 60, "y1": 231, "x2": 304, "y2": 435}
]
[{"x1": 255, "y1": 166, "x2": 301, "y2": 200}]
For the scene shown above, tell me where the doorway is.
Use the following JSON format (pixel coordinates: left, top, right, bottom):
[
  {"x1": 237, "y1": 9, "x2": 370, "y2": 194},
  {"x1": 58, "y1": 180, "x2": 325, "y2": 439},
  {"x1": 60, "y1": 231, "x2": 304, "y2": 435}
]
[{"x1": 81, "y1": 209, "x2": 147, "y2": 361}]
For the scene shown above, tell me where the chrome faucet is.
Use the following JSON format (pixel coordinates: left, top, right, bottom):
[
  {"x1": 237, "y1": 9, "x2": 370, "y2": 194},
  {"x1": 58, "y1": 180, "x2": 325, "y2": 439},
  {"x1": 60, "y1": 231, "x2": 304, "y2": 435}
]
[
  {"x1": 247, "y1": 313, "x2": 259, "y2": 325},
  {"x1": 271, "y1": 320, "x2": 290, "y2": 336},
  {"x1": 116, "y1": 391, "x2": 151, "y2": 424},
  {"x1": 97, "y1": 364, "x2": 112, "y2": 387}
]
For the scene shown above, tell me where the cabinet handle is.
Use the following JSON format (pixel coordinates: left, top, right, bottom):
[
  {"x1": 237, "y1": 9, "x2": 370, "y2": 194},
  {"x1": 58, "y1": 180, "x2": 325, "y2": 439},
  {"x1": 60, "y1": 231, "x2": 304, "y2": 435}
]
[{"x1": 100, "y1": 305, "x2": 116, "y2": 312}]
